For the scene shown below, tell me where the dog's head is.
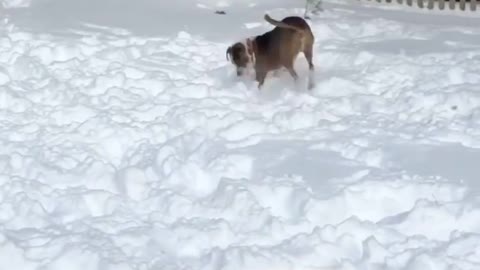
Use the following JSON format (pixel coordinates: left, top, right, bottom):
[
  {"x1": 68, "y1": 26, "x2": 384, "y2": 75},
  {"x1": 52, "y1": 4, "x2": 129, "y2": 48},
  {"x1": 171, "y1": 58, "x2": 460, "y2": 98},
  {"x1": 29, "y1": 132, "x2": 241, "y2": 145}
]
[{"x1": 226, "y1": 40, "x2": 255, "y2": 76}]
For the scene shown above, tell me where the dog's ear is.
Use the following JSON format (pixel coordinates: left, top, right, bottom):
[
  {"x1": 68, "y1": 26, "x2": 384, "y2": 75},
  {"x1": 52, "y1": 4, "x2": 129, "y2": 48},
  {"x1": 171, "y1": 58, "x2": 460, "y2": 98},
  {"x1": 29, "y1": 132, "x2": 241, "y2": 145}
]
[{"x1": 226, "y1": 46, "x2": 232, "y2": 61}]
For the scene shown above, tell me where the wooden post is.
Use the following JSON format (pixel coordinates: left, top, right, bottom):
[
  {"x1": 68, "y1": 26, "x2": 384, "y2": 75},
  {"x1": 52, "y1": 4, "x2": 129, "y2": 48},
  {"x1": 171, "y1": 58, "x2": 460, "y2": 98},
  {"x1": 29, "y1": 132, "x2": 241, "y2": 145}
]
[
  {"x1": 471, "y1": 0, "x2": 477, "y2": 11},
  {"x1": 427, "y1": 0, "x2": 435, "y2": 9},
  {"x1": 356, "y1": 0, "x2": 479, "y2": 12},
  {"x1": 438, "y1": 0, "x2": 445, "y2": 9},
  {"x1": 417, "y1": 0, "x2": 424, "y2": 8},
  {"x1": 449, "y1": 0, "x2": 456, "y2": 10}
]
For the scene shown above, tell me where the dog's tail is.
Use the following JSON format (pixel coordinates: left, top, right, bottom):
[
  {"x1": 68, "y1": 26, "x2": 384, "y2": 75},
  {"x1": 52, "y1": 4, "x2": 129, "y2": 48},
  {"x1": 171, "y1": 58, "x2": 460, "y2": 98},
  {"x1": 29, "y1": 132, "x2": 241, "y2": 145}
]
[{"x1": 264, "y1": 14, "x2": 304, "y2": 33}]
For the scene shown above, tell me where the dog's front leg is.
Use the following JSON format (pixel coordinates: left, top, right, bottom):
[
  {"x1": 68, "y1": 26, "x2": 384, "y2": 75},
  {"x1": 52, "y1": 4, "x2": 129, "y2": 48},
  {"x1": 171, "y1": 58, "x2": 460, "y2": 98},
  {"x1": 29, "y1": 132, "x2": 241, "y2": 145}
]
[
  {"x1": 307, "y1": 65, "x2": 316, "y2": 90},
  {"x1": 256, "y1": 70, "x2": 267, "y2": 90},
  {"x1": 308, "y1": 73, "x2": 316, "y2": 90}
]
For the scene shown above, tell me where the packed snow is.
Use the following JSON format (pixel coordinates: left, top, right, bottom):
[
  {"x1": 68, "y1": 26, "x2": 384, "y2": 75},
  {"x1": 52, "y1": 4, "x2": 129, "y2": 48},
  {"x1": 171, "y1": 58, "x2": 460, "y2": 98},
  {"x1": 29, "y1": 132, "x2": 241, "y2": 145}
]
[{"x1": 1, "y1": 0, "x2": 480, "y2": 269}]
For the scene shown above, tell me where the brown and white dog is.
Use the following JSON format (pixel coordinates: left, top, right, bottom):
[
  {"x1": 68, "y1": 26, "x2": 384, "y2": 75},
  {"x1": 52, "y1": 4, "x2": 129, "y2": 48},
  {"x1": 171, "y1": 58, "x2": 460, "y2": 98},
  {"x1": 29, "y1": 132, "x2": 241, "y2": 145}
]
[{"x1": 226, "y1": 14, "x2": 315, "y2": 90}]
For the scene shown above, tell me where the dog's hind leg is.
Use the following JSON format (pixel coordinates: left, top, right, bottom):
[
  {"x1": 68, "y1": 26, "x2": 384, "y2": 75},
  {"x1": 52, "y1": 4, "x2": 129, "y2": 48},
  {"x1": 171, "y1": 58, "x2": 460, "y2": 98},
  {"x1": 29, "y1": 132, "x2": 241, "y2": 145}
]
[
  {"x1": 303, "y1": 45, "x2": 315, "y2": 90},
  {"x1": 287, "y1": 67, "x2": 299, "y2": 81},
  {"x1": 284, "y1": 60, "x2": 299, "y2": 81},
  {"x1": 284, "y1": 61, "x2": 302, "y2": 91}
]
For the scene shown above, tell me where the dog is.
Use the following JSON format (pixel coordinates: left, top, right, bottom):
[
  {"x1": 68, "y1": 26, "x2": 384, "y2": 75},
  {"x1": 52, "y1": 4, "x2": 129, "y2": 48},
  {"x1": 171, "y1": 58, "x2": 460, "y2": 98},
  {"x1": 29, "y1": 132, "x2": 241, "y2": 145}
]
[{"x1": 226, "y1": 14, "x2": 315, "y2": 90}]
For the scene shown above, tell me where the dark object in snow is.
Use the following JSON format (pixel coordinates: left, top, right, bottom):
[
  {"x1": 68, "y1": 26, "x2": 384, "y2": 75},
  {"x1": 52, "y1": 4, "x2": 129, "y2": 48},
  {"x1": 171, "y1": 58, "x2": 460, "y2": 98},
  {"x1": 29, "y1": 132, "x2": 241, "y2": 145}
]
[{"x1": 215, "y1": 10, "x2": 226, "y2": 15}]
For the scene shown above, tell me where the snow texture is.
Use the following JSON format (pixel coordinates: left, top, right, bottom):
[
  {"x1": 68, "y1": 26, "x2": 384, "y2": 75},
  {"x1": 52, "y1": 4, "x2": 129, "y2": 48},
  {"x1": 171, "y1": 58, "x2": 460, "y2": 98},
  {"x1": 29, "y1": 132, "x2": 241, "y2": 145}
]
[{"x1": 1, "y1": 0, "x2": 480, "y2": 270}]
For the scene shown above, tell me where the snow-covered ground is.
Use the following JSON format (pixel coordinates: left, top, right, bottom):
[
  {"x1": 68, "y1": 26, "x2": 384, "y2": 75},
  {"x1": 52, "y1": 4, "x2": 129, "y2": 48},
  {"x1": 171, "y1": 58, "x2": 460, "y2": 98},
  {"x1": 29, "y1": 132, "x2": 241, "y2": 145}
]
[{"x1": 1, "y1": 0, "x2": 480, "y2": 269}]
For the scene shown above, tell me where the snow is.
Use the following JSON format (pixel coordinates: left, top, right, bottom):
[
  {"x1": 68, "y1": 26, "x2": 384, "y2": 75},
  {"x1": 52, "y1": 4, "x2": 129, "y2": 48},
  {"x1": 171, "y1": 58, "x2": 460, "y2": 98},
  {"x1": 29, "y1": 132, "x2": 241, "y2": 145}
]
[{"x1": 1, "y1": 0, "x2": 480, "y2": 269}]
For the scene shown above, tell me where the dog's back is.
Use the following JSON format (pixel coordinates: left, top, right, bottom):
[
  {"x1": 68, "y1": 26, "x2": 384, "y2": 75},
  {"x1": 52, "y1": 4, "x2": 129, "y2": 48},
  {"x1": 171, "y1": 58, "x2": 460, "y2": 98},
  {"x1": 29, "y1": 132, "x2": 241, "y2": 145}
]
[
  {"x1": 277, "y1": 16, "x2": 312, "y2": 32},
  {"x1": 254, "y1": 16, "x2": 314, "y2": 71}
]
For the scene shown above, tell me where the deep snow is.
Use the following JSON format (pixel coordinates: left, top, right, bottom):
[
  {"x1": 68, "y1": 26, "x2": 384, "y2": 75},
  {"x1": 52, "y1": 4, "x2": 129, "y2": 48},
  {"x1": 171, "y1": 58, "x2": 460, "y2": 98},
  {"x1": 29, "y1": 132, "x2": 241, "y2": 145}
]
[{"x1": 1, "y1": 0, "x2": 480, "y2": 269}]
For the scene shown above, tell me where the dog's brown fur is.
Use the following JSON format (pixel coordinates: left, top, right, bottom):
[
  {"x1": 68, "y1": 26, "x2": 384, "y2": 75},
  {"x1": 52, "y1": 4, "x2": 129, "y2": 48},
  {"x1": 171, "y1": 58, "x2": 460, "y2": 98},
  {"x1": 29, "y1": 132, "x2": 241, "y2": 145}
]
[{"x1": 226, "y1": 14, "x2": 315, "y2": 90}]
